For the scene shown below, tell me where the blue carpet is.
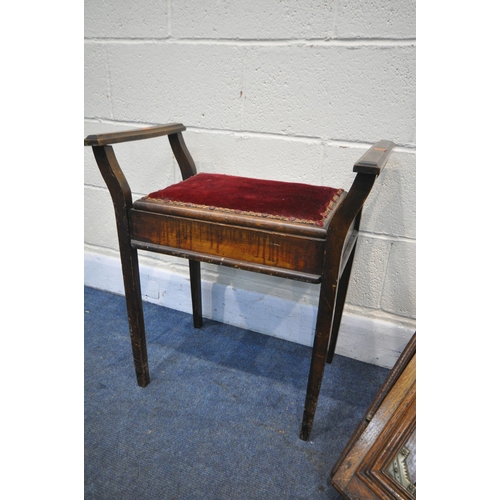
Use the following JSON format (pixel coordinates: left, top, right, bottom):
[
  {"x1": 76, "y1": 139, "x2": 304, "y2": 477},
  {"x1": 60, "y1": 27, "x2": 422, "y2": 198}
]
[{"x1": 84, "y1": 286, "x2": 389, "y2": 499}]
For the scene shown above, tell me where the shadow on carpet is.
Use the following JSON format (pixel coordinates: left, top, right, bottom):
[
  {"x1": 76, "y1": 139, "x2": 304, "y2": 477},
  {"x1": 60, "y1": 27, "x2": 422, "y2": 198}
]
[{"x1": 84, "y1": 286, "x2": 389, "y2": 500}]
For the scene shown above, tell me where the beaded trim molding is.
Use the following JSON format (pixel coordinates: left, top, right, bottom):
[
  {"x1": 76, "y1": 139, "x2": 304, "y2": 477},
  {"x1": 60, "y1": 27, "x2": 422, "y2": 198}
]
[{"x1": 144, "y1": 189, "x2": 344, "y2": 227}]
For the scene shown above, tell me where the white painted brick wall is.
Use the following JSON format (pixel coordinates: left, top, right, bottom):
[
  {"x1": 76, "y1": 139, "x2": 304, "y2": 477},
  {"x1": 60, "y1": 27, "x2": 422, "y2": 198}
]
[
  {"x1": 84, "y1": 0, "x2": 416, "y2": 353},
  {"x1": 172, "y1": 1, "x2": 337, "y2": 39}
]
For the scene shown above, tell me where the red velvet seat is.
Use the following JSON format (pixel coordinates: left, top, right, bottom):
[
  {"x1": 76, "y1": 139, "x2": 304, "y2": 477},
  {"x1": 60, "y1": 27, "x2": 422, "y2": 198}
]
[
  {"x1": 84, "y1": 123, "x2": 395, "y2": 441},
  {"x1": 142, "y1": 173, "x2": 344, "y2": 227}
]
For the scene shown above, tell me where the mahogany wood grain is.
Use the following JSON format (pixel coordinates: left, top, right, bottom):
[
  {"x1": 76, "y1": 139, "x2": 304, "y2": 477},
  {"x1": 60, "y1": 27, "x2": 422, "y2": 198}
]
[
  {"x1": 131, "y1": 240, "x2": 324, "y2": 283},
  {"x1": 129, "y1": 209, "x2": 326, "y2": 277}
]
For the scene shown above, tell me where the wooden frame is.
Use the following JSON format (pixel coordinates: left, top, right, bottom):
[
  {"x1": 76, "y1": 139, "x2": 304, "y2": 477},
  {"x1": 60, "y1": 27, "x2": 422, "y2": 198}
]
[
  {"x1": 84, "y1": 123, "x2": 395, "y2": 441},
  {"x1": 331, "y1": 333, "x2": 416, "y2": 499}
]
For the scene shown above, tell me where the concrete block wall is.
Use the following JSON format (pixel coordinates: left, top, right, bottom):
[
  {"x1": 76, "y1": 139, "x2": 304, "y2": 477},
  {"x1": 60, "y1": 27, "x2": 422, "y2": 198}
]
[{"x1": 84, "y1": 0, "x2": 416, "y2": 367}]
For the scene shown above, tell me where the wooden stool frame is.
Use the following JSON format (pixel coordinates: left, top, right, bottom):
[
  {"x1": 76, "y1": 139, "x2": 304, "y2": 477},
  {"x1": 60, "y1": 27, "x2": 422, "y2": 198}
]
[{"x1": 85, "y1": 123, "x2": 395, "y2": 441}]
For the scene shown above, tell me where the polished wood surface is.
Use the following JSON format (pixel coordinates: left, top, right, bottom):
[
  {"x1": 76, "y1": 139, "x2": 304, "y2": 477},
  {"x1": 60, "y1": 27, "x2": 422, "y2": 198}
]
[
  {"x1": 130, "y1": 210, "x2": 327, "y2": 277},
  {"x1": 353, "y1": 140, "x2": 396, "y2": 175},
  {"x1": 84, "y1": 123, "x2": 186, "y2": 146},
  {"x1": 331, "y1": 334, "x2": 416, "y2": 499},
  {"x1": 90, "y1": 145, "x2": 150, "y2": 387},
  {"x1": 85, "y1": 123, "x2": 395, "y2": 440}
]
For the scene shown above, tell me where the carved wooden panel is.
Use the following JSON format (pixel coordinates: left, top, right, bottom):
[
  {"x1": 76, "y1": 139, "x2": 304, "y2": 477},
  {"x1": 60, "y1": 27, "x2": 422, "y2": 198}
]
[{"x1": 331, "y1": 334, "x2": 416, "y2": 499}]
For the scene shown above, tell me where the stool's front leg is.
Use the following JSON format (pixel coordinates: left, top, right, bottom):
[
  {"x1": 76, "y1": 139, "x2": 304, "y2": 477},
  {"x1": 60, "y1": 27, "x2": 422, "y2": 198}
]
[
  {"x1": 85, "y1": 124, "x2": 196, "y2": 387},
  {"x1": 300, "y1": 268, "x2": 340, "y2": 441},
  {"x1": 120, "y1": 245, "x2": 150, "y2": 387},
  {"x1": 300, "y1": 168, "x2": 388, "y2": 440},
  {"x1": 91, "y1": 145, "x2": 150, "y2": 387}
]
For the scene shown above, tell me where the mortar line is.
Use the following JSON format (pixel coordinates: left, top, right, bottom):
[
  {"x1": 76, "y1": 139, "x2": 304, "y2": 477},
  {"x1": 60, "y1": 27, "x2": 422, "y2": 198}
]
[
  {"x1": 84, "y1": 37, "x2": 415, "y2": 47},
  {"x1": 83, "y1": 119, "x2": 416, "y2": 153},
  {"x1": 357, "y1": 231, "x2": 416, "y2": 244},
  {"x1": 343, "y1": 304, "x2": 416, "y2": 329}
]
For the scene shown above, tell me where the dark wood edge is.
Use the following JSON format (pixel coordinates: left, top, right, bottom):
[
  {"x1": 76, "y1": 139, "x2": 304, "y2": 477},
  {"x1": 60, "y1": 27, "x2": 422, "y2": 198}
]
[
  {"x1": 168, "y1": 132, "x2": 197, "y2": 180},
  {"x1": 91, "y1": 146, "x2": 132, "y2": 211},
  {"x1": 84, "y1": 123, "x2": 186, "y2": 146},
  {"x1": 330, "y1": 332, "x2": 416, "y2": 481},
  {"x1": 364, "y1": 333, "x2": 416, "y2": 423},
  {"x1": 130, "y1": 239, "x2": 323, "y2": 283},
  {"x1": 339, "y1": 225, "x2": 358, "y2": 277},
  {"x1": 353, "y1": 140, "x2": 396, "y2": 175}
]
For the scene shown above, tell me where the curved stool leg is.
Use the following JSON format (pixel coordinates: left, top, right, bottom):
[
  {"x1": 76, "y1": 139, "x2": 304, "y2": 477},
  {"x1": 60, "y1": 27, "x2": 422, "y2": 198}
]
[{"x1": 91, "y1": 145, "x2": 150, "y2": 388}]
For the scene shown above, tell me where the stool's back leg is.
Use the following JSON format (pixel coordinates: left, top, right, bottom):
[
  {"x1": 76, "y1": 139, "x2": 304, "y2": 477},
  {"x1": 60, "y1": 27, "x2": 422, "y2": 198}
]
[
  {"x1": 326, "y1": 239, "x2": 358, "y2": 365},
  {"x1": 327, "y1": 207, "x2": 363, "y2": 364},
  {"x1": 168, "y1": 132, "x2": 203, "y2": 328},
  {"x1": 189, "y1": 260, "x2": 203, "y2": 328}
]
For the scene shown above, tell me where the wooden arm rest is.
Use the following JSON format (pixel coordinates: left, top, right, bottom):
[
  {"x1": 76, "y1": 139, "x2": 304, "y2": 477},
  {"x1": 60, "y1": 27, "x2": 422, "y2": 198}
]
[
  {"x1": 353, "y1": 140, "x2": 395, "y2": 175},
  {"x1": 84, "y1": 123, "x2": 186, "y2": 147}
]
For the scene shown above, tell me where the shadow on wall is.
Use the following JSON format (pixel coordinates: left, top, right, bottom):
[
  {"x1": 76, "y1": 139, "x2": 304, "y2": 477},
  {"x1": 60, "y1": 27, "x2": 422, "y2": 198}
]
[{"x1": 210, "y1": 278, "x2": 318, "y2": 347}]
